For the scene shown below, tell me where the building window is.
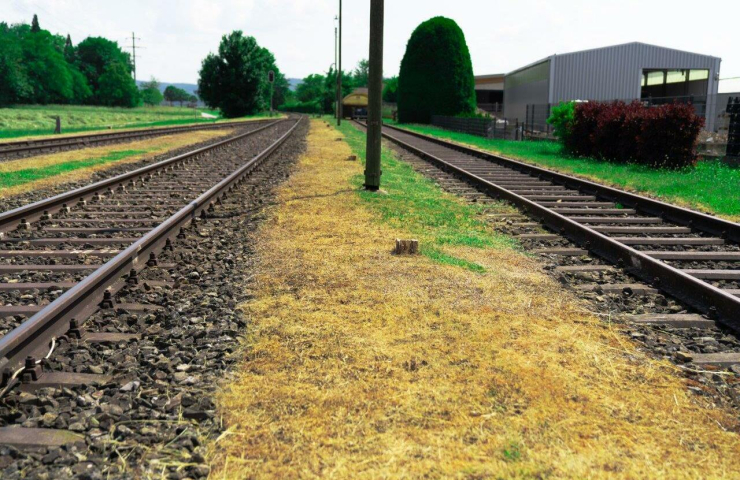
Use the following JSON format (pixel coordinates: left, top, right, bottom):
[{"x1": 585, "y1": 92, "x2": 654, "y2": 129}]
[
  {"x1": 506, "y1": 61, "x2": 550, "y2": 89},
  {"x1": 641, "y1": 69, "x2": 709, "y2": 99}
]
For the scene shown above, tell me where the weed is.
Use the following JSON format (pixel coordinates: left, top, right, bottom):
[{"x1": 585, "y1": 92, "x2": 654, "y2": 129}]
[{"x1": 502, "y1": 441, "x2": 522, "y2": 462}]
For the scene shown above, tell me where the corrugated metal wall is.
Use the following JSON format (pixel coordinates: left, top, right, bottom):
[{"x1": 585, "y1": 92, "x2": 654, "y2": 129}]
[
  {"x1": 503, "y1": 60, "x2": 550, "y2": 123},
  {"x1": 550, "y1": 43, "x2": 720, "y2": 103},
  {"x1": 503, "y1": 43, "x2": 722, "y2": 129}
]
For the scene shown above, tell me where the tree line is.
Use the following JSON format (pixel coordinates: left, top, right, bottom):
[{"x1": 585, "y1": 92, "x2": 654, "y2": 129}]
[
  {"x1": 139, "y1": 81, "x2": 198, "y2": 107},
  {"x1": 280, "y1": 60, "x2": 398, "y2": 115},
  {"x1": 278, "y1": 16, "x2": 476, "y2": 122},
  {"x1": 0, "y1": 15, "x2": 140, "y2": 107}
]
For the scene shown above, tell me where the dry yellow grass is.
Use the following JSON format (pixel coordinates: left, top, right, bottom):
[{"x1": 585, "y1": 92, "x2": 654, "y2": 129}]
[
  {"x1": 0, "y1": 129, "x2": 234, "y2": 198},
  {"x1": 209, "y1": 119, "x2": 740, "y2": 479}
]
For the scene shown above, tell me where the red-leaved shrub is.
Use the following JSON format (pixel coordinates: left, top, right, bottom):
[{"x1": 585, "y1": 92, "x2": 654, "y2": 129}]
[
  {"x1": 566, "y1": 100, "x2": 704, "y2": 169},
  {"x1": 565, "y1": 101, "x2": 602, "y2": 158},
  {"x1": 636, "y1": 103, "x2": 704, "y2": 168}
]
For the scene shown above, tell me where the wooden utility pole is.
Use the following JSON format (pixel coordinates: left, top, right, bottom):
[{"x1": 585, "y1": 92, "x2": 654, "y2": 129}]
[
  {"x1": 364, "y1": 0, "x2": 384, "y2": 190},
  {"x1": 337, "y1": 0, "x2": 342, "y2": 126},
  {"x1": 335, "y1": 18, "x2": 339, "y2": 122}
]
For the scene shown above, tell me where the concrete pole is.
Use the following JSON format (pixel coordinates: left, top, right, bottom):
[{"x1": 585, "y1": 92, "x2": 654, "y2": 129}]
[{"x1": 364, "y1": 0, "x2": 384, "y2": 190}]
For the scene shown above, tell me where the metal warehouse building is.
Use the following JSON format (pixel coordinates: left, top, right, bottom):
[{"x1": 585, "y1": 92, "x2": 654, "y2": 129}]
[{"x1": 504, "y1": 42, "x2": 722, "y2": 130}]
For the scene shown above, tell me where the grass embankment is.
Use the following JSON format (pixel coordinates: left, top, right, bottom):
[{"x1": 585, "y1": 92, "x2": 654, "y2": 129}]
[
  {"x1": 393, "y1": 122, "x2": 740, "y2": 222},
  {"x1": 0, "y1": 129, "x2": 234, "y2": 198},
  {"x1": 0, "y1": 104, "x2": 273, "y2": 141},
  {"x1": 210, "y1": 118, "x2": 740, "y2": 478},
  {"x1": 339, "y1": 119, "x2": 516, "y2": 272}
]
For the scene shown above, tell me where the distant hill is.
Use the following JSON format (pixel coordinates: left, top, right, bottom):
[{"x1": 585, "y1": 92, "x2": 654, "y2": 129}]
[{"x1": 139, "y1": 79, "x2": 303, "y2": 94}]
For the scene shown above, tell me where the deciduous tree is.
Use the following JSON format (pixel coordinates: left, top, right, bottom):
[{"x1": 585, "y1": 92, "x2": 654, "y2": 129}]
[
  {"x1": 97, "y1": 62, "x2": 139, "y2": 107},
  {"x1": 140, "y1": 77, "x2": 163, "y2": 106},
  {"x1": 75, "y1": 37, "x2": 134, "y2": 99},
  {"x1": 353, "y1": 59, "x2": 369, "y2": 87},
  {"x1": 382, "y1": 76, "x2": 398, "y2": 103},
  {"x1": 198, "y1": 31, "x2": 279, "y2": 117}
]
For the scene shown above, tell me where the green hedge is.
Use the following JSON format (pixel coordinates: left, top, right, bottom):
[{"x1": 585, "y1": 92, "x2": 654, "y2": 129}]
[
  {"x1": 278, "y1": 100, "x2": 321, "y2": 114},
  {"x1": 397, "y1": 17, "x2": 476, "y2": 124}
]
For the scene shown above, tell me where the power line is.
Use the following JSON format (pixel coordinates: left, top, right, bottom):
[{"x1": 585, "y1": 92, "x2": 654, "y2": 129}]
[
  {"x1": 123, "y1": 32, "x2": 144, "y2": 83},
  {"x1": 19, "y1": 0, "x2": 88, "y2": 40}
]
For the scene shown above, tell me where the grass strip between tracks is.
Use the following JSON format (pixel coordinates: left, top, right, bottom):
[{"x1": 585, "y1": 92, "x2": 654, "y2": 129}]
[
  {"x1": 391, "y1": 122, "x2": 740, "y2": 222},
  {"x1": 210, "y1": 118, "x2": 740, "y2": 479},
  {"x1": 337, "y1": 119, "x2": 517, "y2": 272},
  {"x1": 0, "y1": 129, "x2": 235, "y2": 198},
  {"x1": 0, "y1": 104, "x2": 277, "y2": 141}
]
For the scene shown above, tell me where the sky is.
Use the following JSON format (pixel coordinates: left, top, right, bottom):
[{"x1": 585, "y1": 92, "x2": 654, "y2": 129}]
[{"x1": 4, "y1": 0, "x2": 740, "y2": 90}]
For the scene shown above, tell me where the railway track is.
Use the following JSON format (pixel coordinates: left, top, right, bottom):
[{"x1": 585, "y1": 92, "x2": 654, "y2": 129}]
[
  {"x1": 0, "y1": 116, "x2": 301, "y2": 449},
  {"x1": 0, "y1": 119, "x2": 273, "y2": 161},
  {"x1": 365, "y1": 122, "x2": 740, "y2": 364}
]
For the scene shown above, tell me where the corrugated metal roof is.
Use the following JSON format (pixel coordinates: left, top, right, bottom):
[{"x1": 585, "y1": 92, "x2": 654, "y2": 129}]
[
  {"x1": 505, "y1": 42, "x2": 720, "y2": 77},
  {"x1": 474, "y1": 74, "x2": 505, "y2": 80},
  {"x1": 553, "y1": 41, "x2": 719, "y2": 61}
]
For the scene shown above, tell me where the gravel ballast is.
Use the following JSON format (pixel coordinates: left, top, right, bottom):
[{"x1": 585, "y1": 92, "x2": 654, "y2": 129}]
[{"x1": 0, "y1": 120, "x2": 307, "y2": 479}]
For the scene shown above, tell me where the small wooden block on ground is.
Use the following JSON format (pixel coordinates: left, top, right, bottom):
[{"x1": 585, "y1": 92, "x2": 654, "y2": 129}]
[{"x1": 394, "y1": 239, "x2": 418, "y2": 255}]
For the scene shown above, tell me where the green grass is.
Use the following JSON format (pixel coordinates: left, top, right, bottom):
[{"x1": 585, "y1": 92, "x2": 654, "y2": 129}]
[
  {"x1": 391, "y1": 122, "x2": 740, "y2": 220},
  {"x1": 0, "y1": 104, "x2": 270, "y2": 140},
  {"x1": 0, "y1": 149, "x2": 147, "y2": 189},
  {"x1": 332, "y1": 117, "x2": 516, "y2": 272}
]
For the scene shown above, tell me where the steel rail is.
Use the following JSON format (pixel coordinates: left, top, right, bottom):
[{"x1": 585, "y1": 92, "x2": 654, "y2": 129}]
[
  {"x1": 384, "y1": 124, "x2": 740, "y2": 244},
  {"x1": 377, "y1": 123, "x2": 740, "y2": 331},
  {"x1": 0, "y1": 120, "x2": 283, "y2": 233},
  {"x1": 0, "y1": 119, "x2": 273, "y2": 157},
  {"x1": 0, "y1": 117, "x2": 301, "y2": 380}
]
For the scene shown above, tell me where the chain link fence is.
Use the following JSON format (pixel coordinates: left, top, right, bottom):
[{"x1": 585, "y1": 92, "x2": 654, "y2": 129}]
[
  {"x1": 727, "y1": 97, "x2": 740, "y2": 159},
  {"x1": 525, "y1": 93, "x2": 740, "y2": 136},
  {"x1": 430, "y1": 115, "x2": 522, "y2": 140}
]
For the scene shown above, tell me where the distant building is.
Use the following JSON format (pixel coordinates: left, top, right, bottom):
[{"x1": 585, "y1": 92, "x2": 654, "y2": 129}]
[
  {"x1": 502, "y1": 42, "x2": 722, "y2": 130},
  {"x1": 342, "y1": 88, "x2": 368, "y2": 119},
  {"x1": 474, "y1": 74, "x2": 504, "y2": 113}
]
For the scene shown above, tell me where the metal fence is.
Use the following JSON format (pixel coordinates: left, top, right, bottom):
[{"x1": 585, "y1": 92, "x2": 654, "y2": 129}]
[
  {"x1": 478, "y1": 103, "x2": 503, "y2": 114},
  {"x1": 728, "y1": 97, "x2": 740, "y2": 158},
  {"x1": 430, "y1": 115, "x2": 522, "y2": 140},
  {"x1": 524, "y1": 92, "x2": 740, "y2": 137}
]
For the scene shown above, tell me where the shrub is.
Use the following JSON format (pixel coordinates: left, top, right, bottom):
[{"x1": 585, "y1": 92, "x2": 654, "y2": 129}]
[
  {"x1": 455, "y1": 111, "x2": 491, "y2": 119},
  {"x1": 397, "y1": 17, "x2": 476, "y2": 124},
  {"x1": 567, "y1": 101, "x2": 603, "y2": 158},
  {"x1": 592, "y1": 101, "x2": 643, "y2": 161},
  {"x1": 637, "y1": 103, "x2": 704, "y2": 168},
  {"x1": 566, "y1": 100, "x2": 703, "y2": 169},
  {"x1": 278, "y1": 100, "x2": 321, "y2": 114},
  {"x1": 546, "y1": 101, "x2": 575, "y2": 144},
  {"x1": 382, "y1": 76, "x2": 398, "y2": 103}
]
